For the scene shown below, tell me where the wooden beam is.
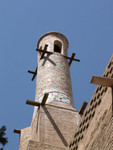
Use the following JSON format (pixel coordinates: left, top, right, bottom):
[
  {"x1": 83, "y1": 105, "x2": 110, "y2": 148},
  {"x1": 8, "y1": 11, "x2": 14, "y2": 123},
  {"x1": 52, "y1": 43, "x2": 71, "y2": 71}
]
[
  {"x1": 69, "y1": 53, "x2": 76, "y2": 67},
  {"x1": 28, "y1": 67, "x2": 37, "y2": 81},
  {"x1": 90, "y1": 76, "x2": 113, "y2": 87},
  {"x1": 14, "y1": 129, "x2": 21, "y2": 134},
  {"x1": 26, "y1": 100, "x2": 41, "y2": 106},
  {"x1": 40, "y1": 44, "x2": 48, "y2": 59},
  {"x1": 32, "y1": 67, "x2": 37, "y2": 81},
  {"x1": 41, "y1": 93, "x2": 49, "y2": 106},
  {"x1": 64, "y1": 55, "x2": 80, "y2": 62},
  {"x1": 79, "y1": 102, "x2": 88, "y2": 115},
  {"x1": 26, "y1": 93, "x2": 49, "y2": 107},
  {"x1": 28, "y1": 70, "x2": 35, "y2": 74},
  {"x1": 36, "y1": 49, "x2": 53, "y2": 54},
  {"x1": 36, "y1": 46, "x2": 80, "y2": 62}
]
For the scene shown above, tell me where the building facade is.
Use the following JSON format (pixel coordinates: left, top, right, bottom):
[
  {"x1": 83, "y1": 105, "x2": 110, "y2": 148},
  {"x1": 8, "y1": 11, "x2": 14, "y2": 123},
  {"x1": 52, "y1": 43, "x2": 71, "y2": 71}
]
[{"x1": 69, "y1": 55, "x2": 113, "y2": 150}]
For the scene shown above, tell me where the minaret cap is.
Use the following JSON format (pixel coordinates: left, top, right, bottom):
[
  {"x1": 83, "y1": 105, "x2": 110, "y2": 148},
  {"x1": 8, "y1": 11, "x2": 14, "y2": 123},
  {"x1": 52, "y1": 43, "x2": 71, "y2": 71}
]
[{"x1": 37, "y1": 32, "x2": 69, "y2": 49}]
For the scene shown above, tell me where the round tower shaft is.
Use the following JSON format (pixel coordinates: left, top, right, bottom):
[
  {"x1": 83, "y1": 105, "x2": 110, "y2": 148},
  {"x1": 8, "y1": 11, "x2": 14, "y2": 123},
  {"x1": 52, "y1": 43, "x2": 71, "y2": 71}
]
[{"x1": 35, "y1": 32, "x2": 74, "y2": 107}]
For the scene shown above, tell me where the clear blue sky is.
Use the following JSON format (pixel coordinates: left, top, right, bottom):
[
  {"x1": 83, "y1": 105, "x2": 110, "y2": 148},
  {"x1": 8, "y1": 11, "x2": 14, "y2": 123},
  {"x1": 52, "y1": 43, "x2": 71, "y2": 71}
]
[{"x1": 0, "y1": 0, "x2": 113, "y2": 149}]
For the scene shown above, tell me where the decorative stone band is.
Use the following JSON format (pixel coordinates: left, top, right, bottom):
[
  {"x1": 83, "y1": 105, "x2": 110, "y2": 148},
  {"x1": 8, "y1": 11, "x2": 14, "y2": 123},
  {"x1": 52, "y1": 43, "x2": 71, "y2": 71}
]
[{"x1": 35, "y1": 91, "x2": 72, "y2": 104}]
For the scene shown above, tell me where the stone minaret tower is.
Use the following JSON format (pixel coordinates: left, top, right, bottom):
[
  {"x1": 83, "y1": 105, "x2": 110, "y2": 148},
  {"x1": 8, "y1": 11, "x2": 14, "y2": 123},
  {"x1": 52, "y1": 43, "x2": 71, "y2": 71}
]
[
  {"x1": 15, "y1": 32, "x2": 81, "y2": 150},
  {"x1": 35, "y1": 32, "x2": 73, "y2": 109}
]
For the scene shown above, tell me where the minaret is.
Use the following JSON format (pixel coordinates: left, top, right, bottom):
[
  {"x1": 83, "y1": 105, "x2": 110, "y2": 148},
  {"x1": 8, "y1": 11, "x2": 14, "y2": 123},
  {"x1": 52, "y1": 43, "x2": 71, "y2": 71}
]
[
  {"x1": 35, "y1": 32, "x2": 73, "y2": 108},
  {"x1": 16, "y1": 32, "x2": 81, "y2": 150}
]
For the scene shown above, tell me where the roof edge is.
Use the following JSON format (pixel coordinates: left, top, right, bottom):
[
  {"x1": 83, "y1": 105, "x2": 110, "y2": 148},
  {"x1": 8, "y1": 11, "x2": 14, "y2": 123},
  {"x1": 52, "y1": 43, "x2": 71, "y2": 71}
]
[{"x1": 37, "y1": 32, "x2": 69, "y2": 48}]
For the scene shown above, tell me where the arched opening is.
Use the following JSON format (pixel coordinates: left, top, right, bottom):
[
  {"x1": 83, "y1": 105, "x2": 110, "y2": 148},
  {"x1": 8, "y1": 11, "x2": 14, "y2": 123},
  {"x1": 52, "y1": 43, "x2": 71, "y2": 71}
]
[{"x1": 54, "y1": 40, "x2": 62, "y2": 53}]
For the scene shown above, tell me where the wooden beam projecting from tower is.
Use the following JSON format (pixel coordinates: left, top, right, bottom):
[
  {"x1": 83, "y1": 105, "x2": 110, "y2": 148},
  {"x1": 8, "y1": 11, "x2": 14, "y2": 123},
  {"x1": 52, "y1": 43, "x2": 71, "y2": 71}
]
[
  {"x1": 28, "y1": 66, "x2": 37, "y2": 81},
  {"x1": 28, "y1": 45, "x2": 48, "y2": 81},
  {"x1": 28, "y1": 47, "x2": 80, "y2": 81},
  {"x1": 36, "y1": 48, "x2": 80, "y2": 64},
  {"x1": 90, "y1": 76, "x2": 113, "y2": 87},
  {"x1": 36, "y1": 48, "x2": 53, "y2": 54},
  {"x1": 26, "y1": 100, "x2": 41, "y2": 106},
  {"x1": 79, "y1": 102, "x2": 88, "y2": 115},
  {"x1": 68, "y1": 53, "x2": 76, "y2": 67},
  {"x1": 26, "y1": 93, "x2": 49, "y2": 107},
  {"x1": 64, "y1": 55, "x2": 80, "y2": 63},
  {"x1": 40, "y1": 44, "x2": 48, "y2": 59},
  {"x1": 13, "y1": 129, "x2": 21, "y2": 134},
  {"x1": 41, "y1": 93, "x2": 49, "y2": 106}
]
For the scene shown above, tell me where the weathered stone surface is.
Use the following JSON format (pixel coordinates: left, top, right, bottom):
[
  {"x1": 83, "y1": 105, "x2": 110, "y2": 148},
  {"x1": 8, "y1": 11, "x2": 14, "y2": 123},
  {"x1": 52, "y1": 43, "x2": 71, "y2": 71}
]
[
  {"x1": 19, "y1": 127, "x2": 31, "y2": 150},
  {"x1": 31, "y1": 104, "x2": 80, "y2": 148},
  {"x1": 78, "y1": 88, "x2": 113, "y2": 150},
  {"x1": 69, "y1": 55, "x2": 113, "y2": 150},
  {"x1": 26, "y1": 140, "x2": 68, "y2": 150}
]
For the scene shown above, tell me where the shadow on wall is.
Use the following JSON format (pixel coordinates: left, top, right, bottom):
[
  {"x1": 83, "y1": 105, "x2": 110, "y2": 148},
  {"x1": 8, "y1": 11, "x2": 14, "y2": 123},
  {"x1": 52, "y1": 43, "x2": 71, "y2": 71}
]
[{"x1": 43, "y1": 106, "x2": 68, "y2": 147}]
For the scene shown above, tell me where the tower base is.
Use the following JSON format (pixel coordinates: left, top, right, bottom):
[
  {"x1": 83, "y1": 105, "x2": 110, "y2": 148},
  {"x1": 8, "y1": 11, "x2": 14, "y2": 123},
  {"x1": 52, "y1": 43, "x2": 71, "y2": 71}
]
[
  {"x1": 26, "y1": 140, "x2": 68, "y2": 150},
  {"x1": 19, "y1": 104, "x2": 81, "y2": 150}
]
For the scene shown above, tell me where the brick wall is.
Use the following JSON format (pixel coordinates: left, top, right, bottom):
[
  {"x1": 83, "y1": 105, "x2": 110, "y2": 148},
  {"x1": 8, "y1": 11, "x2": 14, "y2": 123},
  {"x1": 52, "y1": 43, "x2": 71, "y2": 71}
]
[
  {"x1": 69, "y1": 55, "x2": 113, "y2": 150},
  {"x1": 26, "y1": 140, "x2": 68, "y2": 150},
  {"x1": 31, "y1": 104, "x2": 81, "y2": 148},
  {"x1": 19, "y1": 127, "x2": 31, "y2": 150}
]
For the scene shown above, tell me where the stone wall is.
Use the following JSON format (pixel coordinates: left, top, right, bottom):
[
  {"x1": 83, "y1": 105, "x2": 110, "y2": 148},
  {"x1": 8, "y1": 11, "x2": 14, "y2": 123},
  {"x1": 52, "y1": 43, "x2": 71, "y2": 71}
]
[
  {"x1": 26, "y1": 140, "x2": 68, "y2": 150},
  {"x1": 78, "y1": 88, "x2": 112, "y2": 150},
  {"x1": 19, "y1": 127, "x2": 31, "y2": 150},
  {"x1": 31, "y1": 104, "x2": 81, "y2": 148},
  {"x1": 69, "y1": 55, "x2": 113, "y2": 150}
]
